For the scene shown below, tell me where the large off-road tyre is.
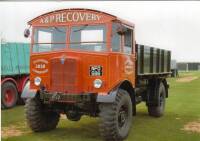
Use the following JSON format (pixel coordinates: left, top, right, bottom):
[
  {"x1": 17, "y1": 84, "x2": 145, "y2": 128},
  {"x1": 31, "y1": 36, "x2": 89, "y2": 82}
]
[
  {"x1": 1, "y1": 81, "x2": 18, "y2": 109},
  {"x1": 25, "y1": 97, "x2": 60, "y2": 132},
  {"x1": 99, "y1": 89, "x2": 132, "y2": 141},
  {"x1": 148, "y1": 82, "x2": 166, "y2": 117}
]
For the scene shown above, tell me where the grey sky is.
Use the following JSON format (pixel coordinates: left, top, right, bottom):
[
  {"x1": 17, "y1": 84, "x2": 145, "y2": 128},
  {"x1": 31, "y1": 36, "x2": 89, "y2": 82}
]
[{"x1": 0, "y1": 1, "x2": 200, "y2": 62}]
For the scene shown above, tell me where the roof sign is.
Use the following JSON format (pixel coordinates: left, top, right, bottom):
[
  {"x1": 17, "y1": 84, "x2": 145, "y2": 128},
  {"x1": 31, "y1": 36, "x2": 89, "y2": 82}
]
[{"x1": 39, "y1": 12, "x2": 101, "y2": 24}]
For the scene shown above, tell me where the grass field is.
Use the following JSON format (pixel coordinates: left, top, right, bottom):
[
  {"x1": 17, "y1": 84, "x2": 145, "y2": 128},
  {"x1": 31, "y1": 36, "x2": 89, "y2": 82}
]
[{"x1": 2, "y1": 71, "x2": 200, "y2": 141}]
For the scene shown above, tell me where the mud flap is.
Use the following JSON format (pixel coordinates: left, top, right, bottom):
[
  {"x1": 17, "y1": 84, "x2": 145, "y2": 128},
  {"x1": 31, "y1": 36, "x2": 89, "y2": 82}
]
[{"x1": 21, "y1": 81, "x2": 37, "y2": 99}]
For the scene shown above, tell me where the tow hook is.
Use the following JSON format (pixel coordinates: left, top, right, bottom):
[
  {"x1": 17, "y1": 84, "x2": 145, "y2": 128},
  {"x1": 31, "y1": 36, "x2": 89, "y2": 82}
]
[{"x1": 51, "y1": 93, "x2": 61, "y2": 101}]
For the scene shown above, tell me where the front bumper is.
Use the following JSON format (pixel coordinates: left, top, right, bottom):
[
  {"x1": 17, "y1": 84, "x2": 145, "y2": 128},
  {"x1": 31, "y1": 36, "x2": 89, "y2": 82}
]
[
  {"x1": 21, "y1": 81, "x2": 117, "y2": 104},
  {"x1": 40, "y1": 91, "x2": 96, "y2": 103}
]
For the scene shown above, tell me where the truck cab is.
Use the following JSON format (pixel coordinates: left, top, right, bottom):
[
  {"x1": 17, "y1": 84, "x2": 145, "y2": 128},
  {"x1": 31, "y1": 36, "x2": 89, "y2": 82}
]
[
  {"x1": 28, "y1": 9, "x2": 136, "y2": 96},
  {"x1": 23, "y1": 8, "x2": 170, "y2": 141}
]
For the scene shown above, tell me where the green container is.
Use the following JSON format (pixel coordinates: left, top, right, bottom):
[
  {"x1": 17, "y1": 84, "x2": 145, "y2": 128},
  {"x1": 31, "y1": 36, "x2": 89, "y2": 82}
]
[{"x1": 1, "y1": 42, "x2": 30, "y2": 76}]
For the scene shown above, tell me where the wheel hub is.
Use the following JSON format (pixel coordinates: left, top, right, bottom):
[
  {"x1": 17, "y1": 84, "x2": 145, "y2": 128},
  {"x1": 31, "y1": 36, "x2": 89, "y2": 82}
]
[
  {"x1": 5, "y1": 89, "x2": 14, "y2": 105},
  {"x1": 159, "y1": 93, "x2": 164, "y2": 106},
  {"x1": 118, "y1": 106, "x2": 128, "y2": 128}
]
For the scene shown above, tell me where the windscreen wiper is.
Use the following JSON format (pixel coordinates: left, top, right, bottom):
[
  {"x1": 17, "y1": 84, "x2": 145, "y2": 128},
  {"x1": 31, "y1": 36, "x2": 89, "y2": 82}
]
[
  {"x1": 73, "y1": 24, "x2": 88, "y2": 32},
  {"x1": 54, "y1": 27, "x2": 66, "y2": 33}
]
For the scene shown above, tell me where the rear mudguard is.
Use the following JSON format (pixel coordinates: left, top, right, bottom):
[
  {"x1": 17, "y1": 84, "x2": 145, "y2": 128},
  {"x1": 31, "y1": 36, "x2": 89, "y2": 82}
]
[{"x1": 21, "y1": 81, "x2": 37, "y2": 99}]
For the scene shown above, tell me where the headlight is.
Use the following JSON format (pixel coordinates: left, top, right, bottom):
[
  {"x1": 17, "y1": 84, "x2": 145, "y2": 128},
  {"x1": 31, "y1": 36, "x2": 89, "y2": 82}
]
[
  {"x1": 93, "y1": 79, "x2": 102, "y2": 88},
  {"x1": 34, "y1": 77, "x2": 41, "y2": 86}
]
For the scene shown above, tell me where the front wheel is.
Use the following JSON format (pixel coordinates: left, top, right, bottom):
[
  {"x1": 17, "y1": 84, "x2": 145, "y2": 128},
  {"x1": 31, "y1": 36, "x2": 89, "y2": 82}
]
[
  {"x1": 99, "y1": 89, "x2": 132, "y2": 141},
  {"x1": 148, "y1": 82, "x2": 166, "y2": 117},
  {"x1": 25, "y1": 97, "x2": 60, "y2": 132}
]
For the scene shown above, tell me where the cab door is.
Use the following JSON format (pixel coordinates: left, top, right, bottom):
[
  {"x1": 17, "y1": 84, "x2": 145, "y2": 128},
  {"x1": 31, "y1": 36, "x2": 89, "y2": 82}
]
[
  {"x1": 109, "y1": 23, "x2": 136, "y2": 91},
  {"x1": 121, "y1": 25, "x2": 136, "y2": 87}
]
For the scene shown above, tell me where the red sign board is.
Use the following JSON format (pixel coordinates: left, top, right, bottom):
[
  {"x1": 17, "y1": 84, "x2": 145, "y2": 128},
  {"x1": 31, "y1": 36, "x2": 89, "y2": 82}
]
[{"x1": 29, "y1": 9, "x2": 115, "y2": 26}]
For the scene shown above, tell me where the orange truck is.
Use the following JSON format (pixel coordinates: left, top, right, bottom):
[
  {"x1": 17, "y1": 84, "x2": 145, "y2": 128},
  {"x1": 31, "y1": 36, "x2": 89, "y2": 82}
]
[{"x1": 22, "y1": 8, "x2": 171, "y2": 140}]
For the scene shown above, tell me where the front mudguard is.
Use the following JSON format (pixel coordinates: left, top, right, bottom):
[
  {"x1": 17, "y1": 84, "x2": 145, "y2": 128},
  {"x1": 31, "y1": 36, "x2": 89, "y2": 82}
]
[
  {"x1": 96, "y1": 80, "x2": 135, "y2": 104},
  {"x1": 21, "y1": 81, "x2": 37, "y2": 99},
  {"x1": 96, "y1": 86, "x2": 136, "y2": 116},
  {"x1": 96, "y1": 89, "x2": 118, "y2": 103}
]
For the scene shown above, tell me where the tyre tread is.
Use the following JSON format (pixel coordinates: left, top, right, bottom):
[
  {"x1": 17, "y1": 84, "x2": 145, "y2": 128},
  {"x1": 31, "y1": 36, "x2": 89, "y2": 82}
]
[
  {"x1": 25, "y1": 98, "x2": 60, "y2": 132},
  {"x1": 99, "y1": 89, "x2": 132, "y2": 141}
]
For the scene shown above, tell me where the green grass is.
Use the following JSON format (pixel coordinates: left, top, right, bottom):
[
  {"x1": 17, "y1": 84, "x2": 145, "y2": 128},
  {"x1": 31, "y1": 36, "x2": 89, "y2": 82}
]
[{"x1": 2, "y1": 71, "x2": 200, "y2": 141}]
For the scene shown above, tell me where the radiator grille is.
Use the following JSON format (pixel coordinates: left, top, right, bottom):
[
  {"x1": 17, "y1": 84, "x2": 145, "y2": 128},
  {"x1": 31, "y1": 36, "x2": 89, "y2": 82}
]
[
  {"x1": 64, "y1": 59, "x2": 77, "y2": 92},
  {"x1": 51, "y1": 58, "x2": 77, "y2": 93},
  {"x1": 51, "y1": 59, "x2": 63, "y2": 92}
]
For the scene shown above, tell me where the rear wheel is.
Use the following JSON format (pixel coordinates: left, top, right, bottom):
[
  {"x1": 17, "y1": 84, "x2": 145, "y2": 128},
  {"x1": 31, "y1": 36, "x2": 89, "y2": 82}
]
[
  {"x1": 99, "y1": 89, "x2": 132, "y2": 141},
  {"x1": 148, "y1": 82, "x2": 166, "y2": 117},
  {"x1": 25, "y1": 97, "x2": 60, "y2": 132},
  {"x1": 1, "y1": 81, "x2": 18, "y2": 109}
]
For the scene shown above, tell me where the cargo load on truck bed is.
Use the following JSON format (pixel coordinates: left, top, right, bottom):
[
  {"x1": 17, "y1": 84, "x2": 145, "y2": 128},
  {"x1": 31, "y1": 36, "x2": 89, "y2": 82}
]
[
  {"x1": 136, "y1": 44, "x2": 171, "y2": 76},
  {"x1": 1, "y1": 43, "x2": 30, "y2": 76}
]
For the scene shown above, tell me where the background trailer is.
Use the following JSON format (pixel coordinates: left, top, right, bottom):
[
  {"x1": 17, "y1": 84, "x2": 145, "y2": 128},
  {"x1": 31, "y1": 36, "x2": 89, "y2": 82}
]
[{"x1": 1, "y1": 43, "x2": 30, "y2": 109}]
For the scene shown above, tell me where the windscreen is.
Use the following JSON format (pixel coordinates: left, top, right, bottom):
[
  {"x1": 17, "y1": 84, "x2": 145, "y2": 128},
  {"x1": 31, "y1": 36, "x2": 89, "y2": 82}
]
[
  {"x1": 33, "y1": 26, "x2": 67, "y2": 53},
  {"x1": 70, "y1": 25, "x2": 106, "y2": 52}
]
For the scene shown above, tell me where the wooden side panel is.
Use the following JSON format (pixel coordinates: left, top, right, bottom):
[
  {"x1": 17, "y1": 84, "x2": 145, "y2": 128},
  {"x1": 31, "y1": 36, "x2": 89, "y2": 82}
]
[{"x1": 136, "y1": 44, "x2": 171, "y2": 76}]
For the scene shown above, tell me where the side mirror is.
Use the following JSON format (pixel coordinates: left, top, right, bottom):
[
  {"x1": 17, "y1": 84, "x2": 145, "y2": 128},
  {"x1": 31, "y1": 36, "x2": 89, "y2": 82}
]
[{"x1": 24, "y1": 28, "x2": 30, "y2": 38}]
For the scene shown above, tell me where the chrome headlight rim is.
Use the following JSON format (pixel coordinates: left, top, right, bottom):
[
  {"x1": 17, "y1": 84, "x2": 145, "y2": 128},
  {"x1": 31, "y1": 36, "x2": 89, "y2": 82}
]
[
  {"x1": 93, "y1": 79, "x2": 102, "y2": 89},
  {"x1": 34, "y1": 77, "x2": 41, "y2": 86}
]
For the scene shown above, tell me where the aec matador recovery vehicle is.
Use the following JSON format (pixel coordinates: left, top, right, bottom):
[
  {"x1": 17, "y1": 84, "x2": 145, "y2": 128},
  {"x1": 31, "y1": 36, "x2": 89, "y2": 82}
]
[{"x1": 22, "y1": 8, "x2": 171, "y2": 141}]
